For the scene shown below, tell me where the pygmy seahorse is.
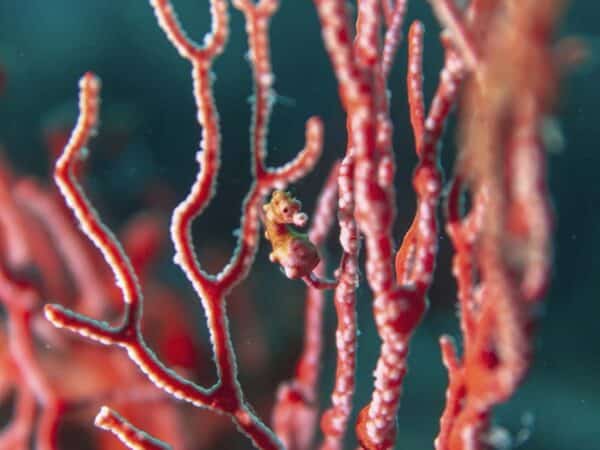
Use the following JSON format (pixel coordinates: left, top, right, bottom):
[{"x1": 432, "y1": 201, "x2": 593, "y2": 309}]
[{"x1": 262, "y1": 190, "x2": 336, "y2": 290}]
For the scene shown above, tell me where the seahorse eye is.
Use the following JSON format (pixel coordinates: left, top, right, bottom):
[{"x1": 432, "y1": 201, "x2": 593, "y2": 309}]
[{"x1": 282, "y1": 207, "x2": 289, "y2": 214}]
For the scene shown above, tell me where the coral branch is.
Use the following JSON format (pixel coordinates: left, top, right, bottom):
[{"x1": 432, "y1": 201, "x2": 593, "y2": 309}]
[
  {"x1": 51, "y1": 73, "x2": 140, "y2": 328},
  {"x1": 44, "y1": 73, "x2": 218, "y2": 414},
  {"x1": 272, "y1": 163, "x2": 339, "y2": 450},
  {"x1": 44, "y1": 0, "x2": 325, "y2": 448},
  {"x1": 406, "y1": 21, "x2": 425, "y2": 153},
  {"x1": 0, "y1": 256, "x2": 63, "y2": 450},
  {"x1": 95, "y1": 406, "x2": 171, "y2": 450},
  {"x1": 319, "y1": 154, "x2": 359, "y2": 450},
  {"x1": 381, "y1": 0, "x2": 408, "y2": 78},
  {"x1": 427, "y1": 0, "x2": 479, "y2": 70},
  {"x1": 434, "y1": 1, "x2": 561, "y2": 448}
]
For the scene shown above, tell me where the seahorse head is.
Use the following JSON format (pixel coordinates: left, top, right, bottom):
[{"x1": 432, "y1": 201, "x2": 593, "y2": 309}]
[{"x1": 263, "y1": 190, "x2": 307, "y2": 227}]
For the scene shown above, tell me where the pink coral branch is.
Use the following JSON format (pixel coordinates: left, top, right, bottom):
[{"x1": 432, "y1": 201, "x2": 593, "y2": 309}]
[
  {"x1": 95, "y1": 406, "x2": 171, "y2": 450},
  {"x1": 49, "y1": 73, "x2": 140, "y2": 327},
  {"x1": 272, "y1": 163, "x2": 339, "y2": 450},
  {"x1": 427, "y1": 0, "x2": 480, "y2": 70},
  {"x1": 406, "y1": 21, "x2": 426, "y2": 156},
  {"x1": 0, "y1": 262, "x2": 63, "y2": 450},
  {"x1": 14, "y1": 179, "x2": 110, "y2": 317},
  {"x1": 43, "y1": 71, "x2": 218, "y2": 420},
  {"x1": 319, "y1": 154, "x2": 359, "y2": 450},
  {"x1": 0, "y1": 383, "x2": 35, "y2": 450},
  {"x1": 44, "y1": 0, "x2": 325, "y2": 448},
  {"x1": 381, "y1": 0, "x2": 408, "y2": 78},
  {"x1": 354, "y1": 0, "x2": 381, "y2": 68}
]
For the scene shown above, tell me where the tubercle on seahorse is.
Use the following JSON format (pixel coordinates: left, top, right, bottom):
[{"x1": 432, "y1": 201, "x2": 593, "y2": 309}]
[{"x1": 262, "y1": 190, "x2": 337, "y2": 290}]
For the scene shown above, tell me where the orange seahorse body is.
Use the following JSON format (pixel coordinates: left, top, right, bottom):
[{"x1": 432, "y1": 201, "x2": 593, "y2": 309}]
[{"x1": 262, "y1": 190, "x2": 320, "y2": 280}]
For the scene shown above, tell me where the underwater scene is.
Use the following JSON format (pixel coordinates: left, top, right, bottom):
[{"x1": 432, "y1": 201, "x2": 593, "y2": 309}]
[{"x1": 0, "y1": 1, "x2": 597, "y2": 449}]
